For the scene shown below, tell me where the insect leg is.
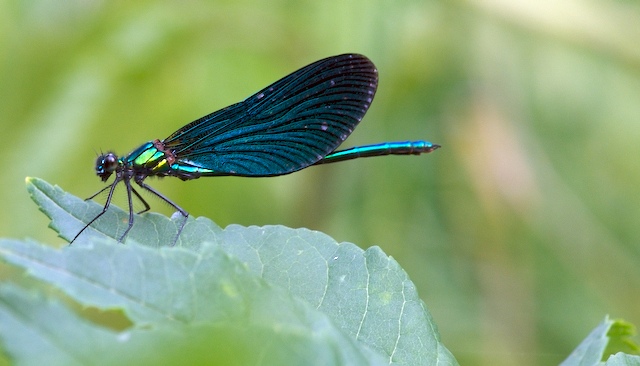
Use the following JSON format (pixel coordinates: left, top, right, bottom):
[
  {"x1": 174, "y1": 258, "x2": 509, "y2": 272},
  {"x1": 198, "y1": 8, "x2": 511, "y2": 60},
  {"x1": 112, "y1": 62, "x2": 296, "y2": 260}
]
[
  {"x1": 130, "y1": 186, "x2": 151, "y2": 214},
  {"x1": 118, "y1": 178, "x2": 136, "y2": 243},
  {"x1": 136, "y1": 180, "x2": 189, "y2": 247},
  {"x1": 70, "y1": 178, "x2": 121, "y2": 245}
]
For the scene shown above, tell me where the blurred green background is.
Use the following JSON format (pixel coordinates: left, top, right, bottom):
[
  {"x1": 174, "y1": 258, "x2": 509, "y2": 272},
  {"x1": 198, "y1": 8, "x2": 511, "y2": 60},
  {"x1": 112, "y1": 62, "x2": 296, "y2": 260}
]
[{"x1": 1, "y1": 0, "x2": 639, "y2": 365}]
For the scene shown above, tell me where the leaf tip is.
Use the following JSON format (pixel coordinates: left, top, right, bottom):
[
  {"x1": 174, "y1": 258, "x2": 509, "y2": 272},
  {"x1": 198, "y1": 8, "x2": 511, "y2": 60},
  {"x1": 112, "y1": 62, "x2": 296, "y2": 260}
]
[{"x1": 25, "y1": 176, "x2": 45, "y2": 190}]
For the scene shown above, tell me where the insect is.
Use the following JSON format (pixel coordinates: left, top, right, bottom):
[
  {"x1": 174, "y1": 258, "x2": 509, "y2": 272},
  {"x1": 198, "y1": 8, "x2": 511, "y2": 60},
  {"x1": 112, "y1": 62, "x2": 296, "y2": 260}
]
[{"x1": 72, "y1": 54, "x2": 439, "y2": 245}]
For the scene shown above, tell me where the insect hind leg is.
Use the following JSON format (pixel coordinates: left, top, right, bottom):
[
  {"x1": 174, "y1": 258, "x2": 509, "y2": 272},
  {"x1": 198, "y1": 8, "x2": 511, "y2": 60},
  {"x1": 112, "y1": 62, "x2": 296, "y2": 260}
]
[
  {"x1": 130, "y1": 185, "x2": 151, "y2": 214},
  {"x1": 135, "y1": 180, "x2": 189, "y2": 247}
]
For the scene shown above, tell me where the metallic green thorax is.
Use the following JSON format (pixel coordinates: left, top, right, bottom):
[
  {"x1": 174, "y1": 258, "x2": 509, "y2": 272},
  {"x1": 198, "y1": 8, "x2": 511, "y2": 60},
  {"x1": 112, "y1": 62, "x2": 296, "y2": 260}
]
[
  {"x1": 126, "y1": 142, "x2": 169, "y2": 172},
  {"x1": 124, "y1": 140, "x2": 215, "y2": 179}
]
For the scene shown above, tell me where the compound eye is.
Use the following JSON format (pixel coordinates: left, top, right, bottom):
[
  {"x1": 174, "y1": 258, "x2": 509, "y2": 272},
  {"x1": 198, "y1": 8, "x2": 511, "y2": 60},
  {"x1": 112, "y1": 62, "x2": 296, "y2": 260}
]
[
  {"x1": 102, "y1": 153, "x2": 118, "y2": 172},
  {"x1": 96, "y1": 153, "x2": 119, "y2": 181}
]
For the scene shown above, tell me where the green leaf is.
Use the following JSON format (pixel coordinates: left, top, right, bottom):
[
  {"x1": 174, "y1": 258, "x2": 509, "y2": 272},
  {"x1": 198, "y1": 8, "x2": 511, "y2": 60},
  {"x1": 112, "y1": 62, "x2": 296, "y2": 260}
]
[
  {"x1": 0, "y1": 282, "x2": 383, "y2": 366},
  {"x1": 0, "y1": 177, "x2": 457, "y2": 365},
  {"x1": 561, "y1": 316, "x2": 640, "y2": 366},
  {"x1": 602, "y1": 353, "x2": 640, "y2": 366},
  {"x1": 0, "y1": 239, "x2": 386, "y2": 365},
  {"x1": 216, "y1": 225, "x2": 452, "y2": 364},
  {"x1": 0, "y1": 284, "x2": 117, "y2": 366}
]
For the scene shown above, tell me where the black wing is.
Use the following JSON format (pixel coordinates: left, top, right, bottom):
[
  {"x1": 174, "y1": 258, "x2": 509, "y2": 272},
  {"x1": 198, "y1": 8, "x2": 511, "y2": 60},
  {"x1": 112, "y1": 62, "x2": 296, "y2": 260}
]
[{"x1": 162, "y1": 54, "x2": 378, "y2": 176}]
